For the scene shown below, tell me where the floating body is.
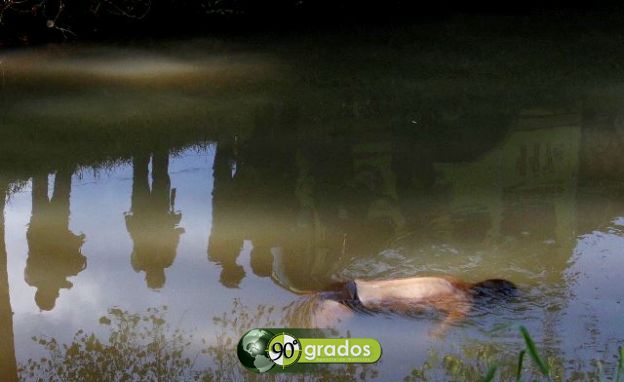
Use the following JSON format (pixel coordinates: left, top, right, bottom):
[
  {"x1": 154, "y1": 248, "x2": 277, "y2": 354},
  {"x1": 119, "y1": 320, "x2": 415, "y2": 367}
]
[{"x1": 312, "y1": 276, "x2": 517, "y2": 336}]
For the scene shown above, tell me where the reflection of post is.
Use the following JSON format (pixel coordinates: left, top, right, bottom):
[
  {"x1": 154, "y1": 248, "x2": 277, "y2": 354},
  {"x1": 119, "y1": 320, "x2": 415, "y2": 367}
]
[
  {"x1": 208, "y1": 139, "x2": 245, "y2": 288},
  {"x1": 151, "y1": 150, "x2": 172, "y2": 212},
  {"x1": 0, "y1": 181, "x2": 18, "y2": 382},
  {"x1": 130, "y1": 154, "x2": 150, "y2": 217},
  {"x1": 25, "y1": 169, "x2": 86, "y2": 311},
  {"x1": 126, "y1": 151, "x2": 183, "y2": 290}
]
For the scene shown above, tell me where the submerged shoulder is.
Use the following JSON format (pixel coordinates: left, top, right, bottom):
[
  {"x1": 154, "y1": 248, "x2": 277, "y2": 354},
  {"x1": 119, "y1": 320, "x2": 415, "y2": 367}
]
[{"x1": 437, "y1": 275, "x2": 473, "y2": 291}]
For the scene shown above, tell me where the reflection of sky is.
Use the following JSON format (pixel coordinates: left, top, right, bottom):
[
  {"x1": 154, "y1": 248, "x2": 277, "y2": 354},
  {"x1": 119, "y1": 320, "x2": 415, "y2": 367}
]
[
  {"x1": 563, "y1": 225, "x2": 624, "y2": 360},
  {"x1": 2, "y1": 145, "x2": 449, "y2": 379},
  {"x1": 4, "y1": 145, "x2": 624, "y2": 380},
  {"x1": 6, "y1": 146, "x2": 290, "y2": 366}
]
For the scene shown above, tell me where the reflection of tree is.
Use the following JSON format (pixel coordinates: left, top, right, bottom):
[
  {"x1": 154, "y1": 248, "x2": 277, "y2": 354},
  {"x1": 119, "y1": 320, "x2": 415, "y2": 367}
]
[
  {"x1": 405, "y1": 343, "x2": 516, "y2": 382},
  {"x1": 25, "y1": 169, "x2": 86, "y2": 311},
  {"x1": 17, "y1": 301, "x2": 618, "y2": 382},
  {"x1": 19, "y1": 306, "x2": 203, "y2": 382},
  {"x1": 403, "y1": 342, "x2": 552, "y2": 382},
  {"x1": 20, "y1": 302, "x2": 378, "y2": 382},
  {"x1": 208, "y1": 298, "x2": 378, "y2": 382},
  {"x1": 125, "y1": 151, "x2": 184, "y2": 290},
  {"x1": 402, "y1": 335, "x2": 615, "y2": 382},
  {"x1": 0, "y1": 179, "x2": 18, "y2": 382}
]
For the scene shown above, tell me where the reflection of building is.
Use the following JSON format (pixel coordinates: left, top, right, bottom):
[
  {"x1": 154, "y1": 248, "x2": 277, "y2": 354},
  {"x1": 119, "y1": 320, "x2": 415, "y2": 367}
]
[
  {"x1": 125, "y1": 151, "x2": 184, "y2": 290},
  {"x1": 576, "y1": 101, "x2": 624, "y2": 233},
  {"x1": 433, "y1": 111, "x2": 581, "y2": 261},
  {"x1": 207, "y1": 100, "x2": 624, "y2": 300},
  {"x1": 25, "y1": 170, "x2": 86, "y2": 311},
  {"x1": 0, "y1": 181, "x2": 18, "y2": 382},
  {"x1": 271, "y1": 139, "x2": 404, "y2": 292}
]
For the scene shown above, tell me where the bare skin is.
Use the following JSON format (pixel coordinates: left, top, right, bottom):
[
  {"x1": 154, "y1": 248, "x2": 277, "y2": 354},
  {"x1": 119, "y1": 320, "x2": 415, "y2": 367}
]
[{"x1": 312, "y1": 276, "x2": 479, "y2": 337}]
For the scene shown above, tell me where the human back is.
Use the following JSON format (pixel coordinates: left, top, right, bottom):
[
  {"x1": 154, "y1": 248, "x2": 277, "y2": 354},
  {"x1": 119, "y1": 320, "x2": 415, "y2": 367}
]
[{"x1": 310, "y1": 275, "x2": 518, "y2": 334}]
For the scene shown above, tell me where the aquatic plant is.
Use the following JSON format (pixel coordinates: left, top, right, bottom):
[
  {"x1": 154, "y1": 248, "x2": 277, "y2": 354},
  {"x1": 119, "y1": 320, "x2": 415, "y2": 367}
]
[
  {"x1": 476, "y1": 326, "x2": 624, "y2": 382},
  {"x1": 406, "y1": 326, "x2": 622, "y2": 382},
  {"x1": 18, "y1": 306, "x2": 203, "y2": 382},
  {"x1": 518, "y1": 325, "x2": 551, "y2": 381},
  {"x1": 18, "y1": 301, "x2": 378, "y2": 382},
  {"x1": 203, "y1": 298, "x2": 379, "y2": 382},
  {"x1": 617, "y1": 346, "x2": 624, "y2": 382},
  {"x1": 515, "y1": 350, "x2": 525, "y2": 382},
  {"x1": 18, "y1": 302, "x2": 623, "y2": 382},
  {"x1": 481, "y1": 365, "x2": 497, "y2": 382}
]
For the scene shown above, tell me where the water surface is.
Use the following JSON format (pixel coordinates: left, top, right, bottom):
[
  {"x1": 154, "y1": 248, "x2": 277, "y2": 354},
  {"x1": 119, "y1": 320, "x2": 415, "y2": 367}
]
[{"x1": 1, "y1": 33, "x2": 624, "y2": 381}]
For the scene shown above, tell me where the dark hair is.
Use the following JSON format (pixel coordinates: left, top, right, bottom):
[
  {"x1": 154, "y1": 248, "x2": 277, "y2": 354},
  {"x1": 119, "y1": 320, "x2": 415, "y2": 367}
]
[{"x1": 471, "y1": 279, "x2": 518, "y2": 300}]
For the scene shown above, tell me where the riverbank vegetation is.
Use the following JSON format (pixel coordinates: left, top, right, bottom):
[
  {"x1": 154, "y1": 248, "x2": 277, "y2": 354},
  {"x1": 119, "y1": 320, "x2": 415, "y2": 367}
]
[{"x1": 19, "y1": 304, "x2": 624, "y2": 381}]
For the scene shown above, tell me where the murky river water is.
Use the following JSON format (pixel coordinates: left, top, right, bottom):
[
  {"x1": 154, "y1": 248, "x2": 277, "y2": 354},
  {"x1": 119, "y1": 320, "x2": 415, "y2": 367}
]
[{"x1": 1, "y1": 30, "x2": 624, "y2": 381}]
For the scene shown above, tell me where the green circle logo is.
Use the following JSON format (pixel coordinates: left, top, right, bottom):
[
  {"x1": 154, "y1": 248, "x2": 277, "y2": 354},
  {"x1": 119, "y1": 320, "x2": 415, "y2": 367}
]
[
  {"x1": 236, "y1": 329, "x2": 276, "y2": 373},
  {"x1": 267, "y1": 332, "x2": 302, "y2": 368}
]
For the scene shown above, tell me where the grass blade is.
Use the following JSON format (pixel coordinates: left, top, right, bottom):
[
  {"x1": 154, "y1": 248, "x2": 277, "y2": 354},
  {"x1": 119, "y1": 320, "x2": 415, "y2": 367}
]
[
  {"x1": 519, "y1": 326, "x2": 550, "y2": 379},
  {"x1": 515, "y1": 349, "x2": 526, "y2": 382},
  {"x1": 481, "y1": 365, "x2": 497, "y2": 382},
  {"x1": 616, "y1": 346, "x2": 624, "y2": 382},
  {"x1": 597, "y1": 360, "x2": 607, "y2": 382}
]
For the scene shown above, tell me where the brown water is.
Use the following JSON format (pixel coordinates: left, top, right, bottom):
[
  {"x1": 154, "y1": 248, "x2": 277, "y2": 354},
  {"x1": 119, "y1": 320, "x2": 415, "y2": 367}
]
[{"x1": 1, "y1": 30, "x2": 624, "y2": 381}]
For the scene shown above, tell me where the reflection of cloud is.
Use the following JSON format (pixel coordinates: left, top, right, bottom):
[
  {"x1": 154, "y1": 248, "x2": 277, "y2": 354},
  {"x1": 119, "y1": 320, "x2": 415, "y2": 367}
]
[
  {"x1": 4, "y1": 188, "x2": 33, "y2": 315},
  {"x1": 561, "y1": 229, "x2": 624, "y2": 362},
  {"x1": 3, "y1": 47, "x2": 278, "y2": 85},
  {"x1": 613, "y1": 217, "x2": 624, "y2": 226},
  {"x1": 3, "y1": 147, "x2": 234, "y2": 366},
  {"x1": 59, "y1": 58, "x2": 201, "y2": 80},
  {"x1": 64, "y1": 277, "x2": 104, "y2": 313}
]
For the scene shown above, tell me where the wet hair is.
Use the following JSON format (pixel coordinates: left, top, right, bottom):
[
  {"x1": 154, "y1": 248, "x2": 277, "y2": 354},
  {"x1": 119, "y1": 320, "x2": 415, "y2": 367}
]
[{"x1": 470, "y1": 279, "x2": 518, "y2": 301}]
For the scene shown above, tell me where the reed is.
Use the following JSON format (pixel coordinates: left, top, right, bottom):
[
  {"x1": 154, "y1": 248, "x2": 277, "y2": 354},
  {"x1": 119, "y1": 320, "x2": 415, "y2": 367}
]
[
  {"x1": 481, "y1": 365, "x2": 498, "y2": 382},
  {"x1": 515, "y1": 349, "x2": 525, "y2": 382},
  {"x1": 617, "y1": 347, "x2": 624, "y2": 382},
  {"x1": 519, "y1": 325, "x2": 551, "y2": 381}
]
